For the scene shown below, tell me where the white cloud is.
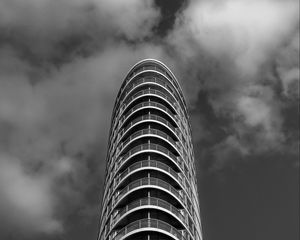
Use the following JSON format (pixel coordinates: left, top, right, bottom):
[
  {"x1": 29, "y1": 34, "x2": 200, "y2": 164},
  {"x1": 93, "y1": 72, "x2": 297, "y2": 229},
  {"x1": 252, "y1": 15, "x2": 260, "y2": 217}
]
[
  {"x1": 0, "y1": 0, "x2": 298, "y2": 235},
  {"x1": 0, "y1": 0, "x2": 163, "y2": 236},
  {"x1": 93, "y1": 0, "x2": 160, "y2": 39},
  {"x1": 0, "y1": 154, "x2": 62, "y2": 235},
  {"x1": 0, "y1": 0, "x2": 160, "y2": 40},
  {"x1": 168, "y1": 0, "x2": 299, "y2": 154},
  {"x1": 0, "y1": 41, "x2": 166, "y2": 237},
  {"x1": 236, "y1": 92, "x2": 284, "y2": 146},
  {"x1": 177, "y1": 0, "x2": 299, "y2": 76}
]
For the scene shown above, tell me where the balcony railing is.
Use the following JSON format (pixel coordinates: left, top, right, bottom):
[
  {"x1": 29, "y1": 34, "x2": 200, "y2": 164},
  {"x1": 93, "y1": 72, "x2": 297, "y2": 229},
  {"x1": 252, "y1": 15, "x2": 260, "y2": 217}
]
[
  {"x1": 110, "y1": 218, "x2": 187, "y2": 240},
  {"x1": 115, "y1": 159, "x2": 183, "y2": 187},
  {"x1": 109, "y1": 100, "x2": 190, "y2": 152},
  {"x1": 103, "y1": 145, "x2": 193, "y2": 209},
  {"x1": 103, "y1": 156, "x2": 193, "y2": 218},
  {"x1": 99, "y1": 61, "x2": 201, "y2": 240},
  {"x1": 115, "y1": 76, "x2": 181, "y2": 115},
  {"x1": 111, "y1": 197, "x2": 186, "y2": 228},
  {"x1": 112, "y1": 177, "x2": 188, "y2": 215},
  {"x1": 103, "y1": 142, "x2": 193, "y2": 208},
  {"x1": 114, "y1": 63, "x2": 188, "y2": 114},
  {"x1": 122, "y1": 88, "x2": 178, "y2": 115},
  {"x1": 124, "y1": 63, "x2": 187, "y2": 109},
  {"x1": 117, "y1": 143, "x2": 183, "y2": 171},
  {"x1": 111, "y1": 176, "x2": 194, "y2": 223},
  {"x1": 109, "y1": 101, "x2": 182, "y2": 153},
  {"x1": 119, "y1": 128, "x2": 177, "y2": 153},
  {"x1": 118, "y1": 89, "x2": 181, "y2": 127},
  {"x1": 123, "y1": 101, "x2": 177, "y2": 126},
  {"x1": 107, "y1": 100, "x2": 187, "y2": 159},
  {"x1": 110, "y1": 75, "x2": 191, "y2": 135},
  {"x1": 110, "y1": 114, "x2": 190, "y2": 168},
  {"x1": 122, "y1": 114, "x2": 178, "y2": 135},
  {"x1": 114, "y1": 177, "x2": 185, "y2": 207}
]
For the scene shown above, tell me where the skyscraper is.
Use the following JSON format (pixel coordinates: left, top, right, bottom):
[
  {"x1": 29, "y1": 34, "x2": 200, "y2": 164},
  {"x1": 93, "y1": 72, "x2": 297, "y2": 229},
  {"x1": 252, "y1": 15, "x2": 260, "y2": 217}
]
[{"x1": 98, "y1": 59, "x2": 202, "y2": 240}]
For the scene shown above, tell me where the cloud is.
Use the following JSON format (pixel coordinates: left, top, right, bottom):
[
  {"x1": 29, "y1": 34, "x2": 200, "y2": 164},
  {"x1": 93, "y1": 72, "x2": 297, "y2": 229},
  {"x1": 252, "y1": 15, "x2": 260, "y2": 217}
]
[
  {"x1": 0, "y1": 0, "x2": 159, "y2": 39},
  {"x1": 0, "y1": 154, "x2": 62, "y2": 236},
  {"x1": 0, "y1": 0, "x2": 298, "y2": 238},
  {"x1": 167, "y1": 0, "x2": 299, "y2": 168},
  {"x1": 174, "y1": 0, "x2": 298, "y2": 76},
  {"x1": 0, "y1": 0, "x2": 160, "y2": 66},
  {"x1": 0, "y1": 0, "x2": 163, "y2": 238},
  {"x1": 0, "y1": 38, "x2": 166, "y2": 236}
]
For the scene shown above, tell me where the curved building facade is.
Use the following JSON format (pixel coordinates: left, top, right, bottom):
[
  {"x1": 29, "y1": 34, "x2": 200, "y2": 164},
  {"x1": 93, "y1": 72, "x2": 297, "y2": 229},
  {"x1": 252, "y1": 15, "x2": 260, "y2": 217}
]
[{"x1": 98, "y1": 59, "x2": 202, "y2": 240}]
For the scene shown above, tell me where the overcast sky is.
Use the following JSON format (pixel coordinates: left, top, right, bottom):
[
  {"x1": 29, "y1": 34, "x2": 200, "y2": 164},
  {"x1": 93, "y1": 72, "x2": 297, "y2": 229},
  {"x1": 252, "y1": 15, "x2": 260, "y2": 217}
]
[{"x1": 0, "y1": 0, "x2": 299, "y2": 239}]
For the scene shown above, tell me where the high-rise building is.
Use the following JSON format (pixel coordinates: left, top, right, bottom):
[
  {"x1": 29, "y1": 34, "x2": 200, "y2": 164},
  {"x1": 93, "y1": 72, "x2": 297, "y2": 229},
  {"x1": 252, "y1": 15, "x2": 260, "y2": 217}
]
[{"x1": 98, "y1": 59, "x2": 202, "y2": 240}]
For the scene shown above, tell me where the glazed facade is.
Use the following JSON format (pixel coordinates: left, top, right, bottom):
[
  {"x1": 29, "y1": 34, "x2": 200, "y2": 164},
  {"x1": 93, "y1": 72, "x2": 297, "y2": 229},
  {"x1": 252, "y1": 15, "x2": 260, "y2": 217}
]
[{"x1": 98, "y1": 59, "x2": 202, "y2": 240}]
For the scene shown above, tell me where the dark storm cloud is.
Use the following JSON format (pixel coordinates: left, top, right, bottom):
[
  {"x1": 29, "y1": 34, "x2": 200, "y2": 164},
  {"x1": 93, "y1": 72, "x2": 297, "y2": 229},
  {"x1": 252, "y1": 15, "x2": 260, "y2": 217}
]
[{"x1": 0, "y1": 0, "x2": 298, "y2": 239}]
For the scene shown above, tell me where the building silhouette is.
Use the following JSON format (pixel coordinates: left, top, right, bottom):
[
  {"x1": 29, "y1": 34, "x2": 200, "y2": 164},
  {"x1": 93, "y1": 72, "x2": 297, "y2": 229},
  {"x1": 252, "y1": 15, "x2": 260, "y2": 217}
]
[{"x1": 98, "y1": 59, "x2": 202, "y2": 240}]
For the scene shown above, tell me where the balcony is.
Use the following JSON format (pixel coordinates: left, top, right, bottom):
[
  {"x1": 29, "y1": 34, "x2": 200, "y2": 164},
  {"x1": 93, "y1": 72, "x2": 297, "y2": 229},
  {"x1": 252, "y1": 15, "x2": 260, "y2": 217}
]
[
  {"x1": 114, "y1": 177, "x2": 186, "y2": 209},
  {"x1": 117, "y1": 159, "x2": 180, "y2": 182},
  {"x1": 122, "y1": 114, "x2": 180, "y2": 139},
  {"x1": 110, "y1": 218, "x2": 188, "y2": 240},
  {"x1": 115, "y1": 63, "x2": 188, "y2": 114},
  {"x1": 103, "y1": 143, "x2": 193, "y2": 213},
  {"x1": 117, "y1": 143, "x2": 185, "y2": 175},
  {"x1": 110, "y1": 197, "x2": 188, "y2": 233},
  {"x1": 112, "y1": 88, "x2": 185, "y2": 135},
  {"x1": 99, "y1": 60, "x2": 202, "y2": 240},
  {"x1": 121, "y1": 101, "x2": 178, "y2": 129},
  {"x1": 111, "y1": 130, "x2": 189, "y2": 177},
  {"x1": 115, "y1": 77, "x2": 180, "y2": 115},
  {"x1": 119, "y1": 128, "x2": 178, "y2": 154}
]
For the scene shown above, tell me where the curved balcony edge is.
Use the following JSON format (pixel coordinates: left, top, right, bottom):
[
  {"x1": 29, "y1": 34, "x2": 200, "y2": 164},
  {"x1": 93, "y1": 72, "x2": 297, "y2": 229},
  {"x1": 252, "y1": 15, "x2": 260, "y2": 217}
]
[
  {"x1": 110, "y1": 218, "x2": 188, "y2": 240},
  {"x1": 105, "y1": 197, "x2": 193, "y2": 239}
]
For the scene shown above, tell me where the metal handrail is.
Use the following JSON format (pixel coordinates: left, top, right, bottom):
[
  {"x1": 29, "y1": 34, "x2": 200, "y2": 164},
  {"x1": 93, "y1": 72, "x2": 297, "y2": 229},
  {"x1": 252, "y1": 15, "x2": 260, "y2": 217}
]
[
  {"x1": 107, "y1": 100, "x2": 186, "y2": 160},
  {"x1": 111, "y1": 80, "x2": 187, "y2": 138},
  {"x1": 111, "y1": 218, "x2": 187, "y2": 240},
  {"x1": 114, "y1": 177, "x2": 185, "y2": 207},
  {"x1": 103, "y1": 145, "x2": 193, "y2": 214},
  {"x1": 108, "y1": 100, "x2": 184, "y2": 157},
  {"x1": 110, "y1": 196, "x2": 196, "y2": 236},
  {"x1": 122, "y1": 97, "x2": 176, "y2": 122},
  {"x1": 120, "y1": 114, "x2": 190, "y2": 158},
  {"x1": 123, "y1": 113, "x2": 178, "y2": 134},
  {"x1": 118, "y1": 143, "x2": 182, "y2": 170},
  {"x1": 120, "y1": 128, "x2": 177, "y2": 152},
  {"x1": 103, "y1": 143, "x2": 193, "y2": 211},
  {"x1": 114, "y1": 141, "x2": 189, "y2": 176},
  {"x1": 108, "y1": 128, "x2": 181, "y2": 169},
  {"x1": 112, "y1": 197, "x2": 186, "y2": 226},
  {"x1": 99, "y1": 61, "x2": 201, "y2": 240},
  {"x1": 100, "y1": 158, "x2": 194, "y2": 237},
  {"x1": 114, "y1": 69, "x2": 187, "y2": 120},
  {"x1": 116, "y1": 159, "x2": 182, "y2": 186},
  {"x1": 125, "y1": 87, "x2": 177, "y2": 108},
  {"x1": 121, "y1": 88, "x2": 179, "y2": 118}
]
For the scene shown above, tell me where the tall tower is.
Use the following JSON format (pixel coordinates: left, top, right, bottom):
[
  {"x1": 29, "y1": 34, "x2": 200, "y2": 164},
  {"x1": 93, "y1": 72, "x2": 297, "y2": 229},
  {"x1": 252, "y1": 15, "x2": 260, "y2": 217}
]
[{"x1": 98, "y1": 59, "x2": 202, "y2": 240}]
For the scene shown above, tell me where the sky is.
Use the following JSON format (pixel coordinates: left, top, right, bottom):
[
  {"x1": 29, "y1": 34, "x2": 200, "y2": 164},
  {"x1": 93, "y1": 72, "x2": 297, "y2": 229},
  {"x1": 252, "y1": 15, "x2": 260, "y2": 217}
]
[{"x1": 0, "y1": 0, "x2": 298, "y2": 239}]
